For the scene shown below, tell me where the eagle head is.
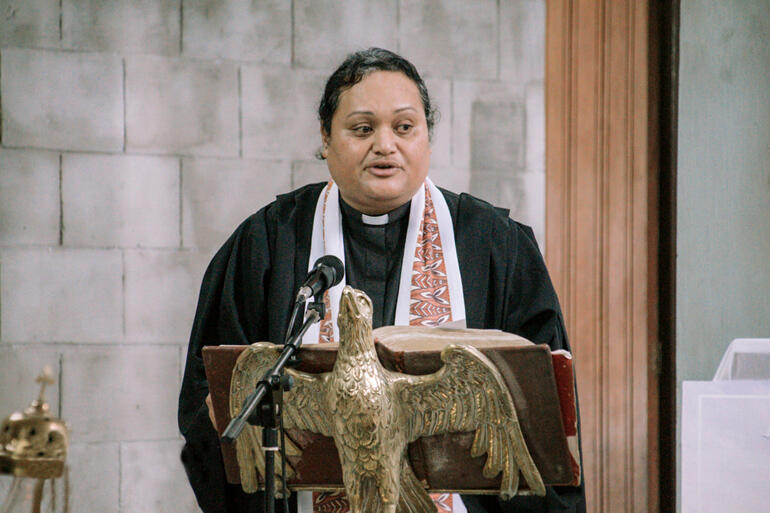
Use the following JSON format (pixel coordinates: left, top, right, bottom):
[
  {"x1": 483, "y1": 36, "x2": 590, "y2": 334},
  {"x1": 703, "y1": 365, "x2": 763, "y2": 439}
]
[{"x1": 338, "y1": 286, "x2": 374, "y2": 354}]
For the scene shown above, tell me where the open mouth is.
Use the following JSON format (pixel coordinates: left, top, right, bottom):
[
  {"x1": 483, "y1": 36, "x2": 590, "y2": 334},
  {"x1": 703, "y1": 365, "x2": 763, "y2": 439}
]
[{"x1": 367, "y1": 163, "x2": 401, "y2": 176}]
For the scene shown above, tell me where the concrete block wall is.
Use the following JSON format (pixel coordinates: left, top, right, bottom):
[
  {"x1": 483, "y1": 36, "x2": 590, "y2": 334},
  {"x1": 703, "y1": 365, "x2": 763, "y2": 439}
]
[{"x1": 0, "y1": 2, "x2": 544, "y2": 512}]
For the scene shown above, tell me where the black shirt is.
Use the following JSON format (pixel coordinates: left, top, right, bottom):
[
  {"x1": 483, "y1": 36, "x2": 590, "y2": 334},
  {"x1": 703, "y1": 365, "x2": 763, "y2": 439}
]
[{"x1": 339, "y1": 196, "x2": 411, "y2": 329}]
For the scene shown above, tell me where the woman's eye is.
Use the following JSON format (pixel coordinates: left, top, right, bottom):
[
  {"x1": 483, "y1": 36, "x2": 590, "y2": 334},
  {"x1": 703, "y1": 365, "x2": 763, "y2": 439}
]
[
  {"x1": 352, "y1": 125, "x2": 373, "y2": 135},
  {"x1": 396, "y1": 123, "x2": 413, "y2": 134}
]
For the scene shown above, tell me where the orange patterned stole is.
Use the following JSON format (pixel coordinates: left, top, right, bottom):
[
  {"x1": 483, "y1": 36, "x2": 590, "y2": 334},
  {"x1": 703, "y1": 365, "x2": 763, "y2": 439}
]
[
  {"x1": 409, "y1": 185, "x2": 452, "y2": 327},
  {"x1": 311, "y1": 491, "x2": 349, "y2": 512},
  {"x1": 311, "y1": 491, "x2": 454, "y2": 512}
]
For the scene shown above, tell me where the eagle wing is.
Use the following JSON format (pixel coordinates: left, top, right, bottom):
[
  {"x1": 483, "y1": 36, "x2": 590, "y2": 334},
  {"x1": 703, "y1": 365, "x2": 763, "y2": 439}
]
[
  {"x1": 230, "y1": 342, "x2": 333, "y2": 493},
  {"x1": 395, "y1": 343, "x2": 545, "y2": 498}
]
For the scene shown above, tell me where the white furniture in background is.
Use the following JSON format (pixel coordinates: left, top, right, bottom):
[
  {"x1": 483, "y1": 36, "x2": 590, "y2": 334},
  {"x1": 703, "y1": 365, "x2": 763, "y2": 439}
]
[
  {"x1": 682, "y1": 338, "x2": 770, "y2": 513},
  {"x1": 713, "y1": 338, "x2": 770, "y2": 380}
]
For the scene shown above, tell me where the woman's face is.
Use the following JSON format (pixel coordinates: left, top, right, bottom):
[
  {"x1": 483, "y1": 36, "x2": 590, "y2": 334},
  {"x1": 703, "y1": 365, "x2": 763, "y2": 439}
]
[{"x1": 322, "y1": 71, "x2": 431, "y2": 215}]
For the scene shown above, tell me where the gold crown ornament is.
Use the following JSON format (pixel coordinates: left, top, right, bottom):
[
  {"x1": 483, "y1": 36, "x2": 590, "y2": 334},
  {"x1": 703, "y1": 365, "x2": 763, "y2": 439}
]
[{"x1": 0, "y1": 367, "x2": 68, "y2": 480}]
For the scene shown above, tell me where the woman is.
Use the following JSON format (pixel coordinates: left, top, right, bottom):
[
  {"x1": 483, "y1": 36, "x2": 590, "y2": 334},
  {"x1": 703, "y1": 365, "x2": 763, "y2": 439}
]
[{"x1": 179, "y1": 47, "x2": 584, "y2": 513}]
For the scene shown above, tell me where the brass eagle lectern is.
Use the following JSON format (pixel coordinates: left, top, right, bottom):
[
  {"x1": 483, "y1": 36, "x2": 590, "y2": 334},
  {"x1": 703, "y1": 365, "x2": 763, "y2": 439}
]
[{"x1": 229, "y1": 287, "x2": 546, "y2": 513}]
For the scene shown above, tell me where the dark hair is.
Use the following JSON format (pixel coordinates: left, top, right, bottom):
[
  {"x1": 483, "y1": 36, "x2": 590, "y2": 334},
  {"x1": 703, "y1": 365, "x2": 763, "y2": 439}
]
[{"x1": 317, "y1": 48, "x2": 438, "y2": 156}]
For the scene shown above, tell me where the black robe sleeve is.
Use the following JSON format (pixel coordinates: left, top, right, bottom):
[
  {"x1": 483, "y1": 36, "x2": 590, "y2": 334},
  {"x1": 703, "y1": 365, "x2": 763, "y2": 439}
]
[
  {"x1": 503, "y1": 220, "x2": 570, "y2": 352},
  {"x1": 178, "y1": 183, "x2": 321, "y2": 513},
  {"x1": 178, "y1": 210, "x2": 273, "y2": 513}
]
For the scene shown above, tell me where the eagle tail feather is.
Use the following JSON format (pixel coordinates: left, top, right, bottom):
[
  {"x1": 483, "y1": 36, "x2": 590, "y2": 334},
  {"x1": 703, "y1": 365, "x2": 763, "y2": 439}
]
[{"x1": 356, "y1": 477, "x2": 379, "y2": 513}]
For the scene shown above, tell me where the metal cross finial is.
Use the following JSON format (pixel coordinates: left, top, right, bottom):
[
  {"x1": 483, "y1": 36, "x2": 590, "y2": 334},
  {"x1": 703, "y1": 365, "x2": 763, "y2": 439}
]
[{"x1": 35, "y1": 365, "x2": 55, "y2": 402}]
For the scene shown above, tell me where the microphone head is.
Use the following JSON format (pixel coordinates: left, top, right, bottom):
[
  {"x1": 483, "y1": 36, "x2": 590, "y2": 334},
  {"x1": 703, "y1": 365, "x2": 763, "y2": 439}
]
[{"x1": 313, "y1": 255, "x2": 345, "y2": 287}]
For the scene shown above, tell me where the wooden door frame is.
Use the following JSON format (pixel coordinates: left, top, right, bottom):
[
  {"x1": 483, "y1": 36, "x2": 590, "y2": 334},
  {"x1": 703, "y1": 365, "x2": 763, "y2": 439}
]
[
  {"x1": 651, "y1": 1, "x2": 679, "y2": 511},
  {"x1": 545, "y1": 1, "x2": 678, "y2": 511}
]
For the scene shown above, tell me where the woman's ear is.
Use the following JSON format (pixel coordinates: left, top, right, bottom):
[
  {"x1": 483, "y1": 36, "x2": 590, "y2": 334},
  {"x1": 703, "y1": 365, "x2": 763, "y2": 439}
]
[{"x1": 320, "y1": 127, "x2": 329, "y2": 159}]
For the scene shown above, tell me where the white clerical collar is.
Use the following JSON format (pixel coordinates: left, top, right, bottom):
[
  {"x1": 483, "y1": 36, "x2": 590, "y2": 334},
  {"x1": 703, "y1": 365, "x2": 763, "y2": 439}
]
[
  {"x1": 361, "y1": 213, "x2": 389, "y2": 225},
  {"x1": 339, "y1": 196, "x2": 411, "y2": 226}
]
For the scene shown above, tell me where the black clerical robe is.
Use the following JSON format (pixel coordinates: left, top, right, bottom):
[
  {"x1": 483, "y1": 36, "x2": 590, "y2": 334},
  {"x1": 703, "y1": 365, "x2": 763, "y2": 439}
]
[{"x1": 178, "y1": 182, "x2": 585, "y2": 513}]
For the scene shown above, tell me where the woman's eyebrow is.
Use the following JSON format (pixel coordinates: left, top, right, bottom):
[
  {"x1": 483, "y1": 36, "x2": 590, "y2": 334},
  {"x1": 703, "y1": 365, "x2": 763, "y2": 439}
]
[
  {"x1": 345, "y1": 106, "x2": 417, "y2": 119},
  {"x1": 345, "y1": 110, "x2": 374, "y2": 118}
]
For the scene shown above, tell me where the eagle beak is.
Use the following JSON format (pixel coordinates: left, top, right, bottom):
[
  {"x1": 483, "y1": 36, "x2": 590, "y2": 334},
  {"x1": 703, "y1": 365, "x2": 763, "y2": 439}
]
[{"x1": 340, "y1": 286, "x2": 356, "y2": 318}]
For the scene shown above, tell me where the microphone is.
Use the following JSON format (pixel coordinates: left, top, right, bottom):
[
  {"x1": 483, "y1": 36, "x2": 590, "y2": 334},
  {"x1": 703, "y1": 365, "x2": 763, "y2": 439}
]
[{"x1": 296, "y1": 255, "x2": 344, "y2": 303}]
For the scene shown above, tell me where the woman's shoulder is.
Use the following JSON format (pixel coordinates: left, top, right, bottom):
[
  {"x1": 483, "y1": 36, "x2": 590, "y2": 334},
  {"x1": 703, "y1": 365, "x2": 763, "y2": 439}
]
[
  {"x1": 209, "y1": 182, "x2": 326, "y2": 260},
  {"x1": 237, "y1": 181, "x2": 327, "y2": 231},
  {"x1": 437, "y1": 186, "x2": 534, "y2": 238}
]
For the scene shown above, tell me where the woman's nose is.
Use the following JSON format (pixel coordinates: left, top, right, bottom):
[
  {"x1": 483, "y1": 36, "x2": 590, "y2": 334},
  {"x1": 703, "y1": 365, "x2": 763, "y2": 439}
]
[{"x1": 372, "y1": 128, "x2": 396, "y2": 154}]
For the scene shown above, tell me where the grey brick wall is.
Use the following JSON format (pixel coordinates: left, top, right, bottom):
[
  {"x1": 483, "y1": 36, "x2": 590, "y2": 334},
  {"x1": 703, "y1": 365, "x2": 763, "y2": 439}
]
[
  {"x1": 0, "y1": 2, "x2": 544, "y2": 512},
  {"x1": 1, "y1": 49, "x2": 124, "y2": 151}
]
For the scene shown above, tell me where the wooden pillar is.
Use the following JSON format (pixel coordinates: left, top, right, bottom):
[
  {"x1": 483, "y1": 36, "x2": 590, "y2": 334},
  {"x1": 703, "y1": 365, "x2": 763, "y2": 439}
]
[{"x1": 545, "y1": 1, "x2": 659, "y2": 512}]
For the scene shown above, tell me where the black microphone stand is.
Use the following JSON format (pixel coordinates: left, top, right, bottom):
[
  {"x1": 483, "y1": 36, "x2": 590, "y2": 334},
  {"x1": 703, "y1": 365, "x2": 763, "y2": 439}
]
[{"x1": 221, "y1": 297, "x2": 326, "y2": 513}]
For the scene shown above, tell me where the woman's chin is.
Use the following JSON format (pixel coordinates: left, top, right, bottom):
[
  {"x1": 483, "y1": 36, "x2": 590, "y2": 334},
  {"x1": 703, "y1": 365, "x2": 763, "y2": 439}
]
[
  {"x1": 339, "y1": 172, "x2": 426, "y2": 213},
  {"x1": 358, "y1": 181, "x2": 403, "y2": 201},
  {"x1": 345, "y1": 192, "x2": 401, "y2": 214}
]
